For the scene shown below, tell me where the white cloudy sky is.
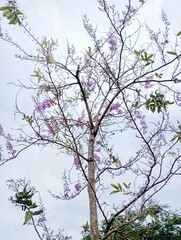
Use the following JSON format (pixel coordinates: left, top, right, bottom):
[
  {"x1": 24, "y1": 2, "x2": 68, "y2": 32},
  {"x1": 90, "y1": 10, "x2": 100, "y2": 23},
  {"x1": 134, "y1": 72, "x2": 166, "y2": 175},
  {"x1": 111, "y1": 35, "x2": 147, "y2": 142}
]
[{"x1": 0, "y1": 0, "x2": 181, "y2": 239}]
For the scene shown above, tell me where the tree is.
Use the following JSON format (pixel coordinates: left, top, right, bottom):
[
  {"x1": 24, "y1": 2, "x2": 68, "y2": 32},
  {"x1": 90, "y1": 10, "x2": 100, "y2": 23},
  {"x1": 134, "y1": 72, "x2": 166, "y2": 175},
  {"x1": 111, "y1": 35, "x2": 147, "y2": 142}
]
[
  {"x1": 96, "y1": 203, "x2": 181, "y2": 240},
  {"x1": 1, "y1": 0, "x2": 181, "y2": 239}
]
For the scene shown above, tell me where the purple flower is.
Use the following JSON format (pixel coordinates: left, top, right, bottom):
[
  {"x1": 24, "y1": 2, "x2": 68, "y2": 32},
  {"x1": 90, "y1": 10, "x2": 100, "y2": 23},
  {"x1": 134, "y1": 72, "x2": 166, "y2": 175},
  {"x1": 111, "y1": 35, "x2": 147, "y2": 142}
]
[
  {"x1": 140, "y1": 116, "x2": 148, "y2": 134},
  {"x1": 109, "y1": 102, "x2": 122, "y2": 114},
  {"x1": 6, "y1": 141, "x2": 16, "y2": 156},
  {"x1": 144, "y1": 81, "x2": 153, "y2": 89},
  {"x1": 94, "y1": 153, "x2": 101, "y2": 163},
  {"x1": 76, "y1": 117, "x2": 84, "y2": 129},
  {"x1": 0, "y1": 124, "x2": 4, "y2": 136},
  {"x1": 129, "y1": 112, "x2": 148, "y2": 134},
  {"x1": 176, "y1": 94, "x2": 181, "y2": 101},
  {"x1": 35, "y1": 99, "x2": 54, "y2": 112},
  {"x1": 108, "y1": 36, "x2": 117, "y2": 53},
  {"x1": 95, "y1": 147, "x2": 101, "y2": 152},
  {"x1": 85, "y1": 80, "x2": 96, "y2": 91},
  {"x1": 176, "y1": 93, "x2": 181, "y2": 105},
  {"x1": 47, "y1": 116, "x2": 58, "y2": 134},
  {"x1": 75, "y1": 183, "x2": 81, "y2": 192},
  {"x1": 74, "y1": 158, "x2": 81, "y2": 170},
  {"x1": 75, "y1": 112, "x2": 85, "y2": 129},
  {"x1": 64, "y1": 186, "x2": 70, "y2": 198},
  {"x1": 136, "y1": 112, "x2": 142, "y2": 119},
  {"x1": 37, "y1": 85, "x2": 44, "y2": 96}
]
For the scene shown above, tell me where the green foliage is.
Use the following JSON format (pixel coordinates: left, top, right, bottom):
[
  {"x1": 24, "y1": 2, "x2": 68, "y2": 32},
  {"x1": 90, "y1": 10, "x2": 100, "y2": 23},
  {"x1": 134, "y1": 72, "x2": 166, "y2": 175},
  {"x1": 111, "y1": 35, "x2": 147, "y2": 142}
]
[
  {"x1": 155, "y1": 72, "x2": 163, "y2": 78},
  {"x1": 132, "y1": 101, "x2": 139, "y2": 108},
  {"x1": 22, "y1": 114, "x2": 34, "y2": 125},
  {"x1": 134, "y1": 49, "x2": 154, "y2": 66},
  {"x1": 99, "y1": 204, "x2": 181, "y2": 240},
  {"x1": 171, "y1": 124, "x2": 181, "y2": 142},
  {"x1": 7, "y1": 179, "x2": 43, "y2": 225},
  {"x1": 177, "y1": 31, "x2": 181, "y2": 36},
  {"x1": 145, "y1": 91, "x2": 174, "y2": 113},
  {"x1": 81, "y1": 222, "x2": 91, "y2": 240},
  {"x1": 31, "y1": 68, "x2": 42, "y2": 84},
  {"x1": 110, "y1": 182, "x2": 132, "y2": 195},
  {"x1": 0, "y1": 2, "x2": 23, "y2": 25},
  {"x1": 24, "y1": 211, "x2": 33, "y2": 225},
  {"x1": 166, "y1": 51, "x2": 177, "y2": 56}
]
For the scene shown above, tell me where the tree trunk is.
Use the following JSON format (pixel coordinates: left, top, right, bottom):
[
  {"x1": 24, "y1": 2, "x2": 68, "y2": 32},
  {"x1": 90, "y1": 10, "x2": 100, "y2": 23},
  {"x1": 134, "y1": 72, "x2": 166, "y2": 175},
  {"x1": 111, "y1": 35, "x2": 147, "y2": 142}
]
[{"x1": 88, "y1": 132, "x2": 99, "y2": 240}]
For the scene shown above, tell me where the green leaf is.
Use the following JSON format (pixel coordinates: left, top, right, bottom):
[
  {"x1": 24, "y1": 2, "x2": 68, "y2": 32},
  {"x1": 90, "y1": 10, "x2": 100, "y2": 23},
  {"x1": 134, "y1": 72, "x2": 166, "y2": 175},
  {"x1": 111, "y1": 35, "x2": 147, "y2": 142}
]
[
  {"x1": 6, "y1": 12, "x2": 14, "y2": 19},
  {"x1": 110, "y1": 190, "x2": 119, "y2": 195},
  {"x1": 88, "y1": 46, "x2": 91, "y2": 54},
  {"x1": 31, "y1": 69, "x2": 42, "y2": 84},
  {"x1": 148, "y1": 54, "x2": 153, "y2": 59},
  {"x1": 111, "y1": 184, "x2": 119, "y2": 190},
  {"x1": 177, "y1": 31, "x2": 181, "y2": 36},
  {"x1": 23, "y1": 211, "x2": 33, "y2": 225},
  {"x1": 148, "y1": 210, "x2": 159, "y2": 222},
  {"x1": 170, "y1": 134, "x2": 178, "y2": 142},
  {"x1": 134, "y1": 101, "x2": 139, "y2": 108},
  {"x1": 166, "y1": 51, "x2": 177, "y2": 56},
  {"x1": 25, "y1": 199, "x2": 33, "y2": 206},
  {"x1": 0, "y1": 6, "x2": 10, "y2": 11},
  {"x1": 112, "y1": 156, "x2": 118, "y2": 163},
  {"x1": 32, "y1": 209, "x2": 43, "y2": 216},
  {"x1": 134, "y1": 50, "x2": 140, "y2": 56},
  {"x1": 123, "y1": 182, "x2": 129, "y2": 189},
  {"x1": 155, "y1": 73, "x2": 163, "y2": 79},
  {"x1": 168, "y1": 151, "x2": 177, "y2": 157},
  {"x1": 29, "y1": 203, "x2": 38, "y2": 209},
  {"x1": 117, "y1": 183, "x2": 122, "y2": 191},
  {"x1": 9, "y1": 16, "x2": 20, "y2": 25},
  {"x1": 3, "y1": 9, "x2": 10, "y2": 17}
]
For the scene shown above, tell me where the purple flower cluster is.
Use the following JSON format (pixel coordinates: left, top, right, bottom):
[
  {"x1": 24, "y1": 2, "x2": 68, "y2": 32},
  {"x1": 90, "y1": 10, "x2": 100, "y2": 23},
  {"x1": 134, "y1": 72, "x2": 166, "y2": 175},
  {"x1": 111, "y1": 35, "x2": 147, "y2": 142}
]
[
  {"x1": 144, "y1": 81, "x2": 153, "y2": 89},
  {"x1": 175, "y1": 93, "x2": 181, "y2": 106},
  {"x1": 109, "y1": 102, "x2": 122, "y2": 114},
  {"x1": 6, "y1": 141, "x2": 16, "y2": 156},
  {"x1": 94, "y1": 153, "x2": 101, "y2": 163},
  {"x1": 75, "y1": 112, "x2": 85, "y2": 129},
  {"x1": 75, "y1": 183, "x2": 81, "y2": 192},
  {"x1": 108, "y1": 36, "x2": 117, "y2": 53},
  {"x1": 0, "y1": 124, "x2": 4, "y2": 136},
  {"x1": 94, "y1": 147, "x2": 101, "y2": 163},
  {"x1": 35, "y1": 99, "x2": 54, "y2": 112},
  {"x1": 74, "y1": 157, "x2": 81, "y2": 170},
  {"x1": 135, "y1": 112, "x2": 148, "y2": 134},
  {"x1": 47, "y1": 116, "x2": 58, "y2": 134},
  {"x1": 63, "y1": 179, "x2": 70, "y2": 199},
  {"x1": 95, "y1": 147, "x2": 101, "y2": 153},
  {"x1": 83, "y1": 15, "x2": 95, "y2": 39},
  {"x1": 37, "y1": 85, "x2": 44, "y2": 96},
  {"x1": 84, "y1": 80, "x2": 96, "y2": 92}
]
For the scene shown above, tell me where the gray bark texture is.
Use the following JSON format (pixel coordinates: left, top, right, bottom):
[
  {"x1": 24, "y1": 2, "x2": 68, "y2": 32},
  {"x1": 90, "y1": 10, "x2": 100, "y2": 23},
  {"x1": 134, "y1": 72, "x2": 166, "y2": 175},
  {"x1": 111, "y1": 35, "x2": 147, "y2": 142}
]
[{"x1": 88, "y1": 132, "x2": 99, "y2": 240}]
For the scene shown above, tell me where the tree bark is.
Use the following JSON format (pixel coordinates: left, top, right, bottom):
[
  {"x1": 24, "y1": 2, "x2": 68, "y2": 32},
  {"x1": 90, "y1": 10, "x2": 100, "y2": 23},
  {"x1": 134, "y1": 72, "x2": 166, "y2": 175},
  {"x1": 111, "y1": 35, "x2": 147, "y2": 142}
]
[{"x1": 88, "y1": 132, "x2": 99, "y2": 240}]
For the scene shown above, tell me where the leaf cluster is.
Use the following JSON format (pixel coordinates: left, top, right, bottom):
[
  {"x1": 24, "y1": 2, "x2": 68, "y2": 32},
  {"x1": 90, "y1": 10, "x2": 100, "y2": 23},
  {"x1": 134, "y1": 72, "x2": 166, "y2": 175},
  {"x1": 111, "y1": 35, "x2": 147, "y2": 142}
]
[
  {"x1": 134, "y1": 49, "x2": 154, "y2": 66},
  {"x1": 110, "y1": 182, "x2": 133, "y2": 195},
  {"x1": 171, "y1": 124, "x2": 181, "y2": 143},
  {"x1": 0, "y1": 2, "x2": 23, "y2": 25},
  {"x1": 8, "y1": 180, "x2": 43, "y2": 225},
  {"x1": 145, "y1": 91, "x2": 174, "y2": 113}
]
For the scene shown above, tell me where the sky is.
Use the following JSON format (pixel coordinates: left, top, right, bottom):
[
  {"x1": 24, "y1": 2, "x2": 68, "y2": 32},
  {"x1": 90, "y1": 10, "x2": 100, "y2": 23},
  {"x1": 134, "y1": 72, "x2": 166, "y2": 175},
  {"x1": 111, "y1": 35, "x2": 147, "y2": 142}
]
[{"x1": 1, "y1": 0, "x2": 181, "y2": 239}]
